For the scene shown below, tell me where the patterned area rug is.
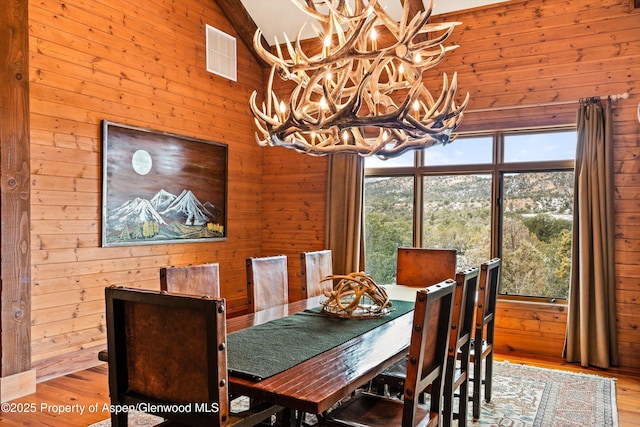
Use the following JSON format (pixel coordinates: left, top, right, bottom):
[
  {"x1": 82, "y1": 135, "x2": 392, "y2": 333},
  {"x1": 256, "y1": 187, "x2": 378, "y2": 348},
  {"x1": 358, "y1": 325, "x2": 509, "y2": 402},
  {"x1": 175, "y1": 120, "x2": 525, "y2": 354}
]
[
  {"x1": 90, "y1": 361, "x2": 618, "y2": 426},
  {"x1": 471, "y1": 361, "x2": 618, "y2": 426}
]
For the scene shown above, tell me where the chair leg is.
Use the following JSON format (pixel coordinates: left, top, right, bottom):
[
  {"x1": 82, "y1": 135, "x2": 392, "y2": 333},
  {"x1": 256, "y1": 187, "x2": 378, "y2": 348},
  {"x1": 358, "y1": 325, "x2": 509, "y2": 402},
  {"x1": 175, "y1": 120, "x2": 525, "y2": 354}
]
[
  {"x1": 485, "y1": 352, "x2": 493, "y2": 403},
  {"x1": 472, "y1": 360, "x2": 482, "y2": 421},
  {"x1": 458, "y1": 378, "x2": 469, "y2": 427},
  {"x1": 442, "y1": 380, "x2": 454, "y2": 427},
  {"x1": 111, "y1": 412, "x2": 127, "y2": 427}
]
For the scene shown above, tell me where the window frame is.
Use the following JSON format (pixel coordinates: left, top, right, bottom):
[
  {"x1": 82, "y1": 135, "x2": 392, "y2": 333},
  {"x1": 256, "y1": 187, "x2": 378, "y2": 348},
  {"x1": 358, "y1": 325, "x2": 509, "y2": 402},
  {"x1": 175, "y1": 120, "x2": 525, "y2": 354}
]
[{"x1": 363, "y1": 126, "x2": 575, "y2": 303}]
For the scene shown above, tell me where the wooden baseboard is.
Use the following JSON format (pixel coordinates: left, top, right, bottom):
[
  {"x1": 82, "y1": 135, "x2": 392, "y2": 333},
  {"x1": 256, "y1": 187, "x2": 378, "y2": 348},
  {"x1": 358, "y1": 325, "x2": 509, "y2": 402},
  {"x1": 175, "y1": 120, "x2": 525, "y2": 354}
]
[
  {"x1": 31, "y1": 346, "x2": 105, "y2": 383},
  {"x1": 0, "y1": 369, "x2": 36, "y2": 402}
]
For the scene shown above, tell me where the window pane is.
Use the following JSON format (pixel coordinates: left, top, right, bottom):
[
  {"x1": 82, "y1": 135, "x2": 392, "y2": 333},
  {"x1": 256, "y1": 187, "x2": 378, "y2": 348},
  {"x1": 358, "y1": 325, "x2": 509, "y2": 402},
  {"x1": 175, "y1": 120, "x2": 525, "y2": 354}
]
[
  {"x1": 364, "y1": 176, "x2": 414, "y2": 284},
  {"x1": 423, "y1": 136, "x2": 493, "y2": 166},
  {"x1": 364, "y1": 150, "x2": 415, "y2": 168},
  {"x1": 422, "y1": 175, "x2": 492, "y2": 270},
  {"x1": 504, "y1": 131, "x2": 576, "y2": 162},
  {"x1": 501, "y1": 171, "x2": 574, "y2": 298}
]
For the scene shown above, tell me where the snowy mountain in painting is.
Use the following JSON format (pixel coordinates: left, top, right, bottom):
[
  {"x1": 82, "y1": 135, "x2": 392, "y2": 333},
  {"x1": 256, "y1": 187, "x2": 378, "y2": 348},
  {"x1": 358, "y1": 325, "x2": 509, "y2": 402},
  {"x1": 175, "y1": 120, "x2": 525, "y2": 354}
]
[
  {"x1": 107, "y1": 197, "x2": 168, "y2": 231},
  {"x1": 160, "y1": 189, "x2": 215, "y2": 226},
  {"x1": 150, "y1": 189, "x2": 176, "y2": 212},
  {"x1": 104, "y1": 188, "x2": 224, "y2": 245},
  {"x1": 108, "y1": 189, "x2": 216, "y2": 232}
]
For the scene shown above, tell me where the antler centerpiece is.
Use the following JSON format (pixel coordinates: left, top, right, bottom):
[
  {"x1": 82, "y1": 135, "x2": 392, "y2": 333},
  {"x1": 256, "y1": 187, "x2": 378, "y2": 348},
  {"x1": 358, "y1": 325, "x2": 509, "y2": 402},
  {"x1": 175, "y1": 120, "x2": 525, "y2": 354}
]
[
  {"x1": 321, "y1": 272, "x2": 393, "y2": 318},
  {"x1": 249, "y1": 0, "x2": 469, "y2": 159}
]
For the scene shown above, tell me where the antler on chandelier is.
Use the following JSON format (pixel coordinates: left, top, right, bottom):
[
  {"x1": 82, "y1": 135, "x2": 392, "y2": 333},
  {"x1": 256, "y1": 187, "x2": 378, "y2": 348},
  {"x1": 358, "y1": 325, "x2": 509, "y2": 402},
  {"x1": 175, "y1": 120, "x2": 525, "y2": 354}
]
[{"x1": 249, "y1": 0, "x2": 469, "y2": 159}]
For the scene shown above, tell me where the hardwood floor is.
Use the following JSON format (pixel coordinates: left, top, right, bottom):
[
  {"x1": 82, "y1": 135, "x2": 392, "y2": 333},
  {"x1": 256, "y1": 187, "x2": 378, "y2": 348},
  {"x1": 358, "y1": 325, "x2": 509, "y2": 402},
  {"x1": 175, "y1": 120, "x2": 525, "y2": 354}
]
[{"x1": 1, "y1": 351, "x2": 639, "y2": 426}]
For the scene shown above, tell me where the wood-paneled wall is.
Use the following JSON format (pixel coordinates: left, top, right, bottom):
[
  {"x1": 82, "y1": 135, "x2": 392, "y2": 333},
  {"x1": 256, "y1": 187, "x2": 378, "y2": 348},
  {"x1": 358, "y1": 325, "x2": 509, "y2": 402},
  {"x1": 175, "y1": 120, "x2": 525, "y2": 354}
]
[
  {"x1": 262, "y1": 0, "x2": 640, "y2": 368},
  {"x1": 21, "y1": 0, "x2": 640, "y2": 380},
  {"x1": 261, "y1": 148, "x2": 329, "y2": 301},
  {"x1": 28, "y1": 0, "x2": 265, "y2": 379},
  {"x1": 432, "y1": 0, "x2": 639, "y2": 369}
]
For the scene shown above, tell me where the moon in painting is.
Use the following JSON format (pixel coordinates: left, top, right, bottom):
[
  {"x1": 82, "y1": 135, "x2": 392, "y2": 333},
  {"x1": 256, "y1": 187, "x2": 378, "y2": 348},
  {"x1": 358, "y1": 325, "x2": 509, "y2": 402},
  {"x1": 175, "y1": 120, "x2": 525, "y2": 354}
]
[{"x1": 131, "y1": 149, "x2": 153, "y2": 175}]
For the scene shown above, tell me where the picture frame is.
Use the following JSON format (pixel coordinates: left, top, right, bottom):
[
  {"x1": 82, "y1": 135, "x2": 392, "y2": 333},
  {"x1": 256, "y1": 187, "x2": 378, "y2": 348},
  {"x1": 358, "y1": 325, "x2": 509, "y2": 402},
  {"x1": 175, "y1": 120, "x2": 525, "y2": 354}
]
[{"x1": 101, "y1": 120, "x2": 227, "y2": 247}]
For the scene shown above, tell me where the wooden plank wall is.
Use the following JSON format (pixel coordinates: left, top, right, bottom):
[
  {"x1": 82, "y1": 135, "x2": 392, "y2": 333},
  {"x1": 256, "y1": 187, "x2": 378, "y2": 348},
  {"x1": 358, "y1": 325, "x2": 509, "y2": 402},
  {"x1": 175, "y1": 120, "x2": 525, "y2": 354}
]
[
  {"x1": 263, "y1": 0, "x2": 640, "y2": 368},
  {"x1": 261, "y1": 146, "x2": 329, "y2": 302},
  {"x1": 23, "y1": 0, "x2": 640, "y2": 379},
  {"x1": 428, "y1": 0, "x2": 640, "y2": 369},
  {"x1": 28, "y1": 0, "x2": 265, "y2": 379}
]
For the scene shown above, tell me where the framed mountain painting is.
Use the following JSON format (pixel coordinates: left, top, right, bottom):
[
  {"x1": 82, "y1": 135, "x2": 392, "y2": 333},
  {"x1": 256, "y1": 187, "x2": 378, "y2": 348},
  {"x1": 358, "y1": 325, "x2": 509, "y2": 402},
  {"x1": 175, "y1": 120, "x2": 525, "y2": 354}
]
[{"x1": 101, "y1": 121, "x2": 227, "y2": 247}]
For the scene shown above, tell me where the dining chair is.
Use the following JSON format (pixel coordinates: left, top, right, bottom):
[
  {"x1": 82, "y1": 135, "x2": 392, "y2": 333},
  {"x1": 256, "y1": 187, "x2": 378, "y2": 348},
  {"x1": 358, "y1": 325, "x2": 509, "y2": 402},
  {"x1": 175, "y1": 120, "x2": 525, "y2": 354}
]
[
  {"x1": 159, "y1": 262, "x2": 220, "y2": 297},
  {"x1": 300, "y1": 249, "x2": 333, "y2": 299},
  {"x1": 469, "y1": 258, "x2": 501, "y2": 421},
  {"x1": 98, "y1": 263, "x2": 222, "y2": 365},
  {"x1": 372, "y1": 247, "x2": 457, "y2": 395},
  {"x1": 395, "y1": 247, "x2": 457, "y2": 287},
  {"x1": 246, "y1": 254, "x2": 289, "y2": 312},
  {"x1": 104, "y1": 286, "x2": 282, "y2": 427},
  {"x1": 443, "y1": 267, "x2": 479, "y2": 427},
  {"x1": 320, "y1": 279, "x2": 456, "y2": 427}
]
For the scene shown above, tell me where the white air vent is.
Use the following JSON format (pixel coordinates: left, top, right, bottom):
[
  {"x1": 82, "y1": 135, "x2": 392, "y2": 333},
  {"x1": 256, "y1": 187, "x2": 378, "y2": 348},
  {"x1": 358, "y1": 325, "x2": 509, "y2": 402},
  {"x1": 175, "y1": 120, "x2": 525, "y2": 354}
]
[{"x1": 206, "y1": 24, "x2": 236, "y2": 82}]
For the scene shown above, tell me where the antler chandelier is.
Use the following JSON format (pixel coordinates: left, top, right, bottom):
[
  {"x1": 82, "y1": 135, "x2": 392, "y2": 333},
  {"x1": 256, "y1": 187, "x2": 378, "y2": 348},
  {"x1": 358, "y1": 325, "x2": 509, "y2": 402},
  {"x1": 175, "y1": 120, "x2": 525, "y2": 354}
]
[{"x1": 249, "y1": 0, "x2": 469, "y2": 159}]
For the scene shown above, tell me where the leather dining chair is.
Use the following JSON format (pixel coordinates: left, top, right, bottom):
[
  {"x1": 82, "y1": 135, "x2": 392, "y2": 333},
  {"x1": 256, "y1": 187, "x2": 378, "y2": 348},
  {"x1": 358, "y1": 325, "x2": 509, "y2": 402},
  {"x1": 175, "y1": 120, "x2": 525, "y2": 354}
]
[
  {"x1": 373, "y1": 247, "x2": 457, "y2": 395},
  {"x1": 104, "y1": 286, "x2": 282, "y2": 427},
  {"x1": 159, "y1": 263, "x2": 220, "y2": 297},
  {"x1": 443, "y1": 267, "x2": 479, "y2": 427},
  {"x1": 396, "y1": 247, "x2": 457, "y2": 287},
  {"x1": 300, "y1": 249, "x2": 333, "y2": 299},
  {"x1": 320, "y1": 279, "x2": 456, "y2": 427},
  {"x1": 246, "y1": 255, "x2": 289, "y2": 312},
  {"x1": 99, "y1": 263, "x2": 222, "y2": 365},
  {"x1": 469, "y1": 258, "x2": 501, "y2": 421}
]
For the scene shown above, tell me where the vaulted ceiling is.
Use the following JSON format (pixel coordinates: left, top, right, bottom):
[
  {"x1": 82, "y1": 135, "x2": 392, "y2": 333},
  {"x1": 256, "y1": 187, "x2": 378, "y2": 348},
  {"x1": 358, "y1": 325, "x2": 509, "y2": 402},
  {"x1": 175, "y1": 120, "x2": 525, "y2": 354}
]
[{"x1": 216, "y1": 0, "x2": 508, "y2": 68}]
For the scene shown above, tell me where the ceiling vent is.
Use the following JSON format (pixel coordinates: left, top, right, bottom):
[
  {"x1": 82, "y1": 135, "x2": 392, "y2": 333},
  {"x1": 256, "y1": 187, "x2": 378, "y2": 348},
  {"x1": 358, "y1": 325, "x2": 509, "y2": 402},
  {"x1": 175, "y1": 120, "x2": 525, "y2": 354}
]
[{"x1": 206, "y1": 24, "x2": 237, "y2": 82}]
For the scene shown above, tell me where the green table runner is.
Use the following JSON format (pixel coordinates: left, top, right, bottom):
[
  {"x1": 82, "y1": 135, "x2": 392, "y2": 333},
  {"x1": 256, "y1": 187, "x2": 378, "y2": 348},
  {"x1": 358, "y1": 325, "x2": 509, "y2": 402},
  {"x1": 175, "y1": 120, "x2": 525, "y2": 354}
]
[{"x1": 227, "y1": 300, "x2": 414, "y2": 381}]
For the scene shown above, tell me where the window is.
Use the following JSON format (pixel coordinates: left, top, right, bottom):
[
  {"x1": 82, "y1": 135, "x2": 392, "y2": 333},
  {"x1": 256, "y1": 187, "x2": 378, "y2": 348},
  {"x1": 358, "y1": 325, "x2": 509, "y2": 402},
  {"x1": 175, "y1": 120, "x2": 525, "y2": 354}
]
[
  {"x1": 422, "y1": 174, "x2": 492, "y2": 271},
  {"x1": 364, "y1": 176, "x2": 414, "y2": 284},
  {"x1": 364, "y1": 129, "x2": 576, "y2": 300},
  {"x1": 501, "y1": 171, "x2": 573, "y2": 298}
]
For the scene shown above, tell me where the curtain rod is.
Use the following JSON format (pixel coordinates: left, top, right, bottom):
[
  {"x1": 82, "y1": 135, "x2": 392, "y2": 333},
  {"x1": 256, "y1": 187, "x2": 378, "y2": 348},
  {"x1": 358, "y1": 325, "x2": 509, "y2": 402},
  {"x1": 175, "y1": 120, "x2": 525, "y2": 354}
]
[{"x1": 465, "y1": 92, "x2": 629, "y2": 114}]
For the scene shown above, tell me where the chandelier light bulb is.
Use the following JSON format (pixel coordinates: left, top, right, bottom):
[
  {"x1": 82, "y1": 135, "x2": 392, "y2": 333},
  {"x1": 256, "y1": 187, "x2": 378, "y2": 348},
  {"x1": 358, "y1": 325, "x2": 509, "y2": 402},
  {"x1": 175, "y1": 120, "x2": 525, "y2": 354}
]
[
  {"x1": 370, "y1": 28, "x2": 378, "y2": 51},
  {"x1": 413, "y1": 100, "x2": 420, "y2": 120},
  {"x1": 323, "y1": 34, "x2": 331, "y2": 57},
  {"x1": 320, "y1": 96, "x2": 328, "y2": 110}
]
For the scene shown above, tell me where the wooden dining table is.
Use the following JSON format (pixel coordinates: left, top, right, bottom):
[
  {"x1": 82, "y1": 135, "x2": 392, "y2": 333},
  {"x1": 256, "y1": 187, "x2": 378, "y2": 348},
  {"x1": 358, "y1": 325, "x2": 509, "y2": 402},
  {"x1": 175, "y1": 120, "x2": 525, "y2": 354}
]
[{"x1": 226, "y1": 286, "x2": 417, "y2": 419}]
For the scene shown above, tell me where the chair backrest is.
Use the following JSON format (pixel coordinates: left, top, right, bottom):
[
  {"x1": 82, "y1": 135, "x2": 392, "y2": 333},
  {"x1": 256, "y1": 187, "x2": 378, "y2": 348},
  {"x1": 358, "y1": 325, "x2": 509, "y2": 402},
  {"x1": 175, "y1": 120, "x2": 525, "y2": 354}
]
[
  {"x1": 396, "y1": 247, "x2": 457, "y2": 287},
  {"x1": 246, "y1": 255, "x2": 288, "y2": 312},
  {"x1": 476, "y1": 258, "x2": 501, "y2": 346},
  {"x1": 159, "y1": 263, "x2": 220, "y2": 297},
  {"x1": 105, "y1": 286, "x2": 229, "y2": 426},
  {"x1": 402, "y1": 279, "x2": 456, "y2": 426},
  {"x1": 300, "y1": 249, "x2": 333, "y2": 299},
  {"x1": 451, "y1": 267, "x2": 480, "y2": 358}
]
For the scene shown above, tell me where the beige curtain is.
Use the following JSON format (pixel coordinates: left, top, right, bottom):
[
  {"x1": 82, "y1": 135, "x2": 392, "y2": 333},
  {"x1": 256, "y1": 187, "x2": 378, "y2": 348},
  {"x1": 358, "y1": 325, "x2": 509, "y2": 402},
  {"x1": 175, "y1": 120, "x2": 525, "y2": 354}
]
[
  {"x1": 564, "y1": 98, "x2": 618, "y2": 368},
  {"x1": 325, "y1": 154, "x2": 364, "y2": 275}
]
